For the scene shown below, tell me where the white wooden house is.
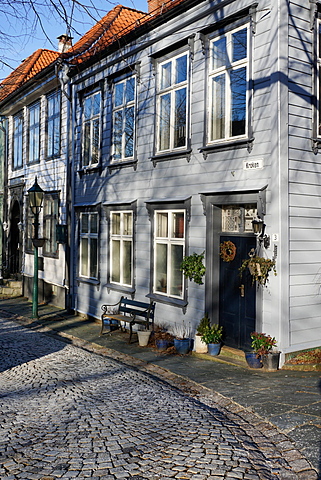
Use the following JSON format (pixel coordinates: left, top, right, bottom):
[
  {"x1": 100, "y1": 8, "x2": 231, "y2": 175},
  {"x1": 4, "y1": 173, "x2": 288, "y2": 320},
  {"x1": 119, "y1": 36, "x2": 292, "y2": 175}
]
[{"x1": 1, "y1": 0, "x2": 321, "y2": 362}]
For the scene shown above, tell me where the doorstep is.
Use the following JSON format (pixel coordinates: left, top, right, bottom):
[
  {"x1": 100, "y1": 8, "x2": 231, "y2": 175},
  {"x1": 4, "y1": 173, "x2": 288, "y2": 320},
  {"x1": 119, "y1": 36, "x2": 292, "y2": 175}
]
[{"x1": 192, "y1": 345, "x2": 248, "y2": 368}]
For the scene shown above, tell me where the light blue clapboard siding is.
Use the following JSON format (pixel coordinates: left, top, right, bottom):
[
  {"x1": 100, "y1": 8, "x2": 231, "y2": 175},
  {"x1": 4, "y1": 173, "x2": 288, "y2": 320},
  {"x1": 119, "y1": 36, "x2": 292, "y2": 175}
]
[{"x1": 69, "y1": 0, "x2": 321, "y2": 351}]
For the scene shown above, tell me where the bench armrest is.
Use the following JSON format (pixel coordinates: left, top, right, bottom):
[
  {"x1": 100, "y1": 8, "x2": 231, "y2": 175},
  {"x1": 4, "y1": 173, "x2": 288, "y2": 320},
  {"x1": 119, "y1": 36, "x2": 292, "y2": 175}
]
[{"x1": 101, "y1": 300, "x2": 121, "y2": 316}]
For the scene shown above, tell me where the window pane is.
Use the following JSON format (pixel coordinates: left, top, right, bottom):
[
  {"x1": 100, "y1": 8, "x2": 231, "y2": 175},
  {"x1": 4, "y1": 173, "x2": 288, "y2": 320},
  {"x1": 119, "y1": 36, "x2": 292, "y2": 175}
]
[
  {"x1": 172, "y1": 212, "x2": 184, "y2": 238},
  {"x1": 81, "y1": 238, "x2": 89, "y2": 276},
  {"x1": 113, "y1": 111, "x2": 122, "y2": 160},
  {"x1": 115, "y1": 83, "x2": 124, "y2": 107},
  {"x1": 93, "y1": 92, "x2": 101, "y2": 115},
  {"x1": 176, "y1": 55, "x2": 187, "y2": 84},
  {"x1": 212, "y1": 37, "x2": 227, "y2": 69},
  {"x1": 159, "y1": 93, "x2": 171, "y2": 151},
  {"x1": 53, "y1": 117, "x2": 60, "y2": 155},
  {"x1": 232, "y1": 28, "x2": 247, "y2": 62},
  {"x1": 81, "y1": 214, "x2": 89, "y2": 233},
  {"x1": 230, "y1": 67, "x2": 246, "y2": 137},
  {"x1": 123, "y1": 240, "x2": 132, "y2": 285},
  {"x1": 84, "y1": 97, "x2": 92, "y2": 119},
  {"x1": 174, "y1": 88, "x2": 186, "y2": 148},
  {"x1": 112, "y1": 239, "x2": 120, "y2": 283},
  {"x1": 126, "y1": 77, "x2": 135, "y2": 103},
  {"x1": 211, "y1": 74, "x2": 225, "y2": 140},
  {"x1": 47, "y1": 121, "x2": 54, "y2": 157},
  {"x1": 155, "y1": 243, "x2": 167, "y2": 293},
  {"x1": 161, "y1": 62, "x2": 171, "y2": 89},
  {"x1": 156, "y1": 212, "x2": 168, "y2": 237},
  {"x1": 90, "y1": 238, "x2": 98, "y2": 278},
  {"x1": 90, "y1": 214, "x2": 98, "y2": 234},
  {"x1": 124, "y1": 106, "x2": 134, "y2": 157},
  {"x1": 83, "y1": 122, "x2": 90, "y2": 166},
  {"x1": 123, "y1": 213, "x2": 132, "y2": 235},
  {"x1": 92, "y1": 118, "x2": 100, "y2": 163},
  {"x1": 170, "y1": 244, "x2": 183, "y2": 297},
  {"x1": 112, "y1": 213, "x2": 121, "y2": 235}
]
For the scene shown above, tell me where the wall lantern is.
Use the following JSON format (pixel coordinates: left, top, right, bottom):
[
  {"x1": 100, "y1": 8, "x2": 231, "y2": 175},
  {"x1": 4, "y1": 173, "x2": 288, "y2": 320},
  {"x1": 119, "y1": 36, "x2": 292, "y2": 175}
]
[{"x1": 252, "y1": 216, "x2": 270, "y2": 249}]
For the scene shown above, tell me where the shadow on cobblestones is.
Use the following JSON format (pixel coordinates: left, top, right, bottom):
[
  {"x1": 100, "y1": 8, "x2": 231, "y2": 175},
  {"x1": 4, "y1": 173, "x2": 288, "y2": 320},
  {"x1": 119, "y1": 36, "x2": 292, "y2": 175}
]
[{"x1": 0, "y1": 320, "x2": 68, "y2": 373}]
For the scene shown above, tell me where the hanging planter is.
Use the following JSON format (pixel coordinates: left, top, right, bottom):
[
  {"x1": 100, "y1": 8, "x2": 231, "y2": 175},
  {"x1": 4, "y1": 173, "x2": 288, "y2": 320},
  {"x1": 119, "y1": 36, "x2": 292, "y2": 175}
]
[{"x1": 239, "y1": 255, "x2": 277, "y2": 286}]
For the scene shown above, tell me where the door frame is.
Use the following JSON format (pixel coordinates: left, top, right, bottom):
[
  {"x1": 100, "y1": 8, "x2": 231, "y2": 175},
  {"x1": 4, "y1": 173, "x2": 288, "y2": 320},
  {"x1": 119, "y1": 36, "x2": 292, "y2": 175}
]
[{"x1": 201, "y1": 188, "x2": 267, "y2": 337}]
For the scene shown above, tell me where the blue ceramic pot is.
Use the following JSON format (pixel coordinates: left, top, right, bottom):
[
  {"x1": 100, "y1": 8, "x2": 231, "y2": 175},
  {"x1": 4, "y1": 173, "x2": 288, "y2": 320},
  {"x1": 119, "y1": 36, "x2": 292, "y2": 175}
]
[
  {"x1": 156, "y1": 339, "x2": 168, "y2": 351},
  {"x1": 208, "y1": 343, "x2": 221, "y2": 356},
  {"x1": 174, "y1": 338, "x2": 191, "y2": 355},
  {"x1": 245, "y1": 352, "x2": 262, "y2": 368}
]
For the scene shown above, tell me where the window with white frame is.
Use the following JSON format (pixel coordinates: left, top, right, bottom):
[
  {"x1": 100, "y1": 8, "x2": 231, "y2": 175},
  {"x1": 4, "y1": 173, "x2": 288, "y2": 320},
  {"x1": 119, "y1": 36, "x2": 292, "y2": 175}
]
[
  {"x1": 110, "y1": 211, "x2": 133, "y2": 286},
  {"x1": 154, "y1": 210, "x2": 185, "y2": 298},
  {"x1": 13, "y1": 112, "x2": 23, "y2": 169},
  {"x1": 28, "y1": 101, "x2": 40, "y2": 163},
  {"x1": 47, "y1": 91, "x2": 60, "y2": 158},
  {"x1": 82, "y1": 91, "x2": 101, "y2": 167},
  {"x1": 157, "y1": 52, "x2": 189, "y2": 152},
  {"x1": 79, "y1": 212, "x2": 98, "y2": 279},
  {"x1": 43, "y1": 193, "x2": 59, "y2": 256},
  {"x1": 209, "y1": 25, "x2": 248, "y2": 142},
  {"x1": 112, "y1": 76, "x2": 136, "y2": 161}
]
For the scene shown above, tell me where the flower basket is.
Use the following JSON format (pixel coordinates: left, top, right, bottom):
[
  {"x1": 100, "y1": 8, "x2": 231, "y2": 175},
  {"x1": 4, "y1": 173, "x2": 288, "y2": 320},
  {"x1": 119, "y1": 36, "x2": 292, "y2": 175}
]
[{"x1": 239, "y1": 256, "x2": 276, "y2": 286}]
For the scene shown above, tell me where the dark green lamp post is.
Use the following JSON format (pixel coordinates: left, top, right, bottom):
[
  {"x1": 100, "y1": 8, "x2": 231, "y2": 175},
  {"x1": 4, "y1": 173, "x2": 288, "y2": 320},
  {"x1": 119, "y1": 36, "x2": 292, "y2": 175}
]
[{"x1": 28, "y1": 177, "x2": 44, "y2": 319}]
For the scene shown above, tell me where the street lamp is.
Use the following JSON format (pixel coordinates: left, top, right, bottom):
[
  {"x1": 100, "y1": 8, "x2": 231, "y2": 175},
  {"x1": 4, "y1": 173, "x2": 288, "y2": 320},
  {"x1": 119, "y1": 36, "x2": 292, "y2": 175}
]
[{"x1": 28, "y1": 177, "x2": 44, "y2": 318}]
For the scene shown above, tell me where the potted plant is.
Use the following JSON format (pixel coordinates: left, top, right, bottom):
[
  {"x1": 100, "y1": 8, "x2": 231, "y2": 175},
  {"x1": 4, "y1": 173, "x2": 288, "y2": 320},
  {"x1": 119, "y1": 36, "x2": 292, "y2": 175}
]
[
  {"x1": 194, "y1": 313, "x2": 210, "y2": 353},
  {"x1": 173, "y1": 322, "x2": 192, "y2": 354},
  {"x1": 201, "y1": 324, "x2": 223, "y2": 356},
  {"x1": 137, "y1": 327, "x2": 152, "y2": 347},
  {"x1": 180, "y1": 251, "x2": 206, "y2": 285},
  {"x1": 239, "y1": 255, "x2": 276, "y2": 286},
  {"x1": 245, "y1": 332, "x2": 278, "y2": 369}
]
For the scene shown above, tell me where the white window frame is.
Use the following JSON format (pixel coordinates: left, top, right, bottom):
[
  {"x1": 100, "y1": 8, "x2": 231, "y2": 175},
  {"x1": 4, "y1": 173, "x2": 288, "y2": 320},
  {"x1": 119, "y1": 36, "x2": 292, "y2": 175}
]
[
  {"x1": 208, "y1": 24, "x2": 249, "y2": 143},
  {"x1": 156, "y1": 51, "x2": 189, "y2": 153},
  {"x1": 13, "y1": 111, "x2": 23, "y2": 169},
  {"x1": 28, "y1": 101, "x2": 40, "y2": 164},
  {"x1": 79, "y1": 212, "x2": 99, "y2": 279},
  {"x1": 153, "y1": 209, "x2": 185, "y2": 299},
  {"x1": 112, "y1": 76, "x2": 136, "y2": 162},
  {"x1": 82, "y1": 90, "x2": 101, "y2": 167},
  {"x1": 46, "y1": 90, "x2": 61, "y2": 158},
  {"x1": 110, "y1": 210, "x2": 133, "y2": 287}
]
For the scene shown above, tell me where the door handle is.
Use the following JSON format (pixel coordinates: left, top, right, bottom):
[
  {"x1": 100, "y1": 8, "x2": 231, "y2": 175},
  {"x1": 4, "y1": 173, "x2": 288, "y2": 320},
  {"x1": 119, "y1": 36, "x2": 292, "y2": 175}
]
[{"x1": 239, "y1": 284, "x2": 245, "y2": 297}]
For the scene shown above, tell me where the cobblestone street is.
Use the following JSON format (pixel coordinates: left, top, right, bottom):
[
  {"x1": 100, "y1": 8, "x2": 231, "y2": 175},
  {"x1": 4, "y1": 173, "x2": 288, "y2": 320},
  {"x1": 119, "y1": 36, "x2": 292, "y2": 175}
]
[{"x1": 0, "y1": 317, "x2": 317, "y2": 480}]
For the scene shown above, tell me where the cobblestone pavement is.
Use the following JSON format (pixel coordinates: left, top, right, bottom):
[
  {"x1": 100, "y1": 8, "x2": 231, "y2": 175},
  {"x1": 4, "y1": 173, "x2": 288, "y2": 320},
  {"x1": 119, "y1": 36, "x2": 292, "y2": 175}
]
[{"x1": 0, "y1": 318, "x2": 318, "y2": 480}]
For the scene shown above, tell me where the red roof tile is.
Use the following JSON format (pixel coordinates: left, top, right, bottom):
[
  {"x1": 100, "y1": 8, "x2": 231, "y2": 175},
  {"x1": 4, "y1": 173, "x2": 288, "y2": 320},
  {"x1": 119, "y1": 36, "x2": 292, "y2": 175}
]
[
  {"x1": 63, "y1": 5, "x2": 147, "y2": 65},
  {"x1": 0, "y1": 49, "x2": 58, "y2": 103}
]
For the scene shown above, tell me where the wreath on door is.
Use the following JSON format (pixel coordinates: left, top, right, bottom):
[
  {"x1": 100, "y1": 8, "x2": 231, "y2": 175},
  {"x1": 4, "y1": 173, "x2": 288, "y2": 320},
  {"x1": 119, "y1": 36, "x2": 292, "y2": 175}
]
[{"x1": 220, "y1": 240, "x2": 236, "y2": 262}]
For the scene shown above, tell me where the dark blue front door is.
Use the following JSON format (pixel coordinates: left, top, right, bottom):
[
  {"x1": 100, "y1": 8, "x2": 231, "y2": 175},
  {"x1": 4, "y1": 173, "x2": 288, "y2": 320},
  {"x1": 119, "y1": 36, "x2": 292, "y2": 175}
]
[{"x1": 219, "y1": 235, "x2": 256, "y2": 350}]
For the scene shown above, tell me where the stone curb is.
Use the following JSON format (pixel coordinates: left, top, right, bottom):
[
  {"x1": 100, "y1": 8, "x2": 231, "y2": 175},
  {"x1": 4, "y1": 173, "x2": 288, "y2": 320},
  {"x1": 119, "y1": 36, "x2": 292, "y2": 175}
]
[{"x1": 2, "y1": 309, "x2": 319, "y2": 480}]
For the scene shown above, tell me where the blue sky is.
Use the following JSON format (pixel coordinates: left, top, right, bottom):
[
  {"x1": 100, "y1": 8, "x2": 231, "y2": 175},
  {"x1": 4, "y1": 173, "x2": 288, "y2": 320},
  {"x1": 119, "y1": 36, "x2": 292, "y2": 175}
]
[{"x1": 0, "y1": 0, "x2": 147, "y2": 82}]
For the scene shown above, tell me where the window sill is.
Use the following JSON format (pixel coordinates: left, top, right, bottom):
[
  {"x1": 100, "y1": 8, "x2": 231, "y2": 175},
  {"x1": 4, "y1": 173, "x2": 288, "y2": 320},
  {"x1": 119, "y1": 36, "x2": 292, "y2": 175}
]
[
  {"x1": 78, "y1": 164, "x2": 102, "y2": 176},
  {"x1": 104, "y1": 283, "x2": 135, "y2": 295},
  {"x1": 146, "y1": 292, "x2": 188, "y2": 309},
  {"x1": 199, "y1": 138, "x2": 254, "y2": 158},
  {"x1": 150, "y1": 149, "x2": 192, "y2": 166},
  {"x1": 42, "y1": 252, "x2": 59, "y2": 259},
  {"x1": 77, "y1": 277, "x2": 100, "y2": 286},
  {"x1": 108, "y1": 159, "x2": 138, "y2": 171}
]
